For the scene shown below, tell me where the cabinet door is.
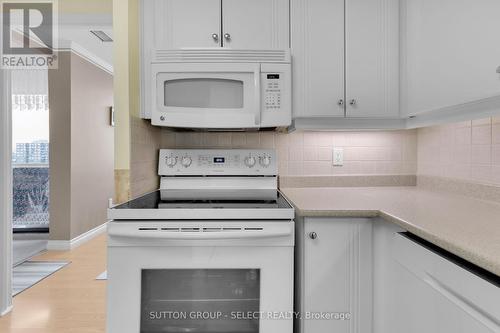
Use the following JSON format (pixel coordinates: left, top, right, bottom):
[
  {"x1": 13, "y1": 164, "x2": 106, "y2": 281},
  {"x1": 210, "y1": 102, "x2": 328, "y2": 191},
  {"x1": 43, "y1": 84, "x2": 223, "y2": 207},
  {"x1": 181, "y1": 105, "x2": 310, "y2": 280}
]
[
  {"x1": 303, "y1": 218, "x2": 373, "y2": 333},
  {"x1": 402, "y1": 0, "x2": 500, "y2": 117},
  {"x1": 291, "y1": 0, "x2": 345, "y2": 118},
  {"x1": 144, "y1": 0, "x2": 221, "y2": 49},
  {"x1": 384, "y1": 234, "x2": 500, "y2": 333},
  {"x1": 222, "y1": 0, "x2": 289, "y2": 49},
  {"x1": 345, "y1": 0, "x2": 399, "y2": 118}
]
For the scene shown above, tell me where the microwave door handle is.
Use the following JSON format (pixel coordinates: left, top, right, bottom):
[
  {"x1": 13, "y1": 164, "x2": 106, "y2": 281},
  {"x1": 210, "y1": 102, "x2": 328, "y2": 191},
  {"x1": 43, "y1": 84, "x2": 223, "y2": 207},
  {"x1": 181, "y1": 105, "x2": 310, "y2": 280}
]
[{"x1": 254, "y1": 67, "x2": 261, "y2": 126}]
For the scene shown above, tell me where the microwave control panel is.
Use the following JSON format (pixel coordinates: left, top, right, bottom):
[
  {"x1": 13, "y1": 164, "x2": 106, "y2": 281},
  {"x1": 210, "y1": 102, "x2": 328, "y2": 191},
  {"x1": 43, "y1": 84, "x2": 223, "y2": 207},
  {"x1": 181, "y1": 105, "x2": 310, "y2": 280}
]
[{"x1": 263, "y1": 73, "x2": 282, "y2": 111}]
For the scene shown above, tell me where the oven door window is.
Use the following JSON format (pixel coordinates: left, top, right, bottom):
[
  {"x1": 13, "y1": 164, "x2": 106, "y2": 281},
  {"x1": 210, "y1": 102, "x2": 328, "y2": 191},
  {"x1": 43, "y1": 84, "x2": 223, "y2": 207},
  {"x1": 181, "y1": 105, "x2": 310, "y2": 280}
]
[
  {"x1": 141, "y1": 269, "x2": 260, "y2": 333},
  {"x1": 164, "y1": 78, "x2": 244, "y2": 109}
]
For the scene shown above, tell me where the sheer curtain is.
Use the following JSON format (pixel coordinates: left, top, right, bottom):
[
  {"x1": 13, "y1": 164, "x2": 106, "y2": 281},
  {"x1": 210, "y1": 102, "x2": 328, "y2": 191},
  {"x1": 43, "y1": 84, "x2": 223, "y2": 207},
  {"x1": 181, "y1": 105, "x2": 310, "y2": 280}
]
[{"x1": 11, "y1": 70, "x2": 49, "y2": 113}]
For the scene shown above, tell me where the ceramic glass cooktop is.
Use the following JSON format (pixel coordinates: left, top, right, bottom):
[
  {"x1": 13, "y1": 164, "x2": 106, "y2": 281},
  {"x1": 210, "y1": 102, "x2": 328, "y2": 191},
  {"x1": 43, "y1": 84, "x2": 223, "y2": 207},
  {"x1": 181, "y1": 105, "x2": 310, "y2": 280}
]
[{"x1": 113, "y1": 190, "x2": 293, "y2": 210}]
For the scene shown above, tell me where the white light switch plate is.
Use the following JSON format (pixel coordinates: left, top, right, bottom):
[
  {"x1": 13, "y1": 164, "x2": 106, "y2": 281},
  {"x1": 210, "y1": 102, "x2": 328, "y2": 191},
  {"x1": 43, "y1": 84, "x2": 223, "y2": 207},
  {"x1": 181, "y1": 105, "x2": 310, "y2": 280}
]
[{"x1": 333, "y1": 147, "x2": 344, "y2": 166}]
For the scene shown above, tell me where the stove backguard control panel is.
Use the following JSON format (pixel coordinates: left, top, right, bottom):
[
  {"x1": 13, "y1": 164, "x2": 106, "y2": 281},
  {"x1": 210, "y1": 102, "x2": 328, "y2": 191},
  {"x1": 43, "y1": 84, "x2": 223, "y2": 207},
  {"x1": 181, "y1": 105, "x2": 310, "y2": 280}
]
[{"x1": 158, "y1": 149, "x2": 277, "y2": 176}]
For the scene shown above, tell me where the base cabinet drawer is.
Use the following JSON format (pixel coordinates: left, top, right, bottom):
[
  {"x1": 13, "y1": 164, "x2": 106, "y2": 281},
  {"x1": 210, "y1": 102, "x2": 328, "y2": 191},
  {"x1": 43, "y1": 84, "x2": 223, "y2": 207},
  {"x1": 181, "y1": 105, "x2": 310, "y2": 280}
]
[{"x1": 388, "y1": 233, "x2": 500, "y2": 333}]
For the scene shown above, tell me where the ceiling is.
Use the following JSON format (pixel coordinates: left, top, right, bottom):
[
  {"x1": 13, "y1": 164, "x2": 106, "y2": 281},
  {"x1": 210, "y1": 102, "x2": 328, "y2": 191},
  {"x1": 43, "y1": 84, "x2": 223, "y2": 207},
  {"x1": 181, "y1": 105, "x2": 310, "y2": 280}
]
[
  {"x1": 58, "y1": 0, "x2": 112, "y2": 14},
  {"x1": 59, "y1": 25, "x2": 114, "y2": 67},
  {"x1": 57, "y1": 0, "x2": 114, "y2": 71}
]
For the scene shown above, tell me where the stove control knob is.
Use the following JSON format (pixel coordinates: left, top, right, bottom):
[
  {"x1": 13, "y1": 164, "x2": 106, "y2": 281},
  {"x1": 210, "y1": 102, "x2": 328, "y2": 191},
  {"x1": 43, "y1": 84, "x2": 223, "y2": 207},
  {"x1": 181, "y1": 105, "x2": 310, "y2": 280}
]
[
  {"x1": 166, "y1": 156, "x2": 177, "y2": 168},
  {"x1": 181, "y1": 156, "x2": 192, "y2": 168},
  {"x1": 259, "y1": 156, "x2": 271, "y2": 167},
  {"x1": 244, "y1": 156, "x2": 256, "y2": 168}
]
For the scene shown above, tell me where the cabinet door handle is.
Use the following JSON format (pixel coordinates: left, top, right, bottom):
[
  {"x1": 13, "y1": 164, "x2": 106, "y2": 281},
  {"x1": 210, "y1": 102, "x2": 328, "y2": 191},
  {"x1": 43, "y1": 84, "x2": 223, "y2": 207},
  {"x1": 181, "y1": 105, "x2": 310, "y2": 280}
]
[
  {"x1": 212, "y1": 33, "x2": 219, "y2": 42},
  {"x1": 337, "y1": 99, "x2": 344, "y2": 106},
  {"x1": 496, "y1": 66, "x2": 500, "y2": 74},
  {"x1": 224, "y1": 33, "x2": 231, "y2": 41},
  {"x1": 309, "y1": 232, "x2": 318, "y2": 240},
  {"x1": 349, "y1": 99, "x2": 357, "y2": 106}
]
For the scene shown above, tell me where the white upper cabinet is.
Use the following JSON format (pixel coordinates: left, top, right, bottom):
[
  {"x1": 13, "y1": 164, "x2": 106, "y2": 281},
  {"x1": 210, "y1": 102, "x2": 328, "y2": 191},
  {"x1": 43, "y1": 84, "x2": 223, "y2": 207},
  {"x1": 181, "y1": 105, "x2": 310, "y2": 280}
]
[
  {"x1": 345, "y1": 0, "x2": 399, "y2": 118},
  {"x1": 222, "y1": 0, "x2": 289, "y2": 49},
  {"x1": 291, "y1": 0, "x2": 345, "y2": 118},
  {"x1": 142, "y1": 0, "x2": 289, "y2": 50},
  {"x1": 291, "y1": 0, "x2": 400, "y2": 120},
  {"x1": 402, "y1": 0, "x2": 500, "y2": 118},
  {"x1": 144, "y1": 0, "x2": 221, "y2": 49}
]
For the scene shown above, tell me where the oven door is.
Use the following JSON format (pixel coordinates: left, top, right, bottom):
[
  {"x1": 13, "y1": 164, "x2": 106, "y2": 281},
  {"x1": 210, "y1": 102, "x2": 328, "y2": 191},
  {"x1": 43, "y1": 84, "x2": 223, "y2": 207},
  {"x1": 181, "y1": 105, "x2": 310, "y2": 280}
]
[
  {"x1": 107, "y1": 221, "x2": 294, "y2": 333},
  {"x1": 151, "y1": 63, "x2": 261, "y2": 129}
]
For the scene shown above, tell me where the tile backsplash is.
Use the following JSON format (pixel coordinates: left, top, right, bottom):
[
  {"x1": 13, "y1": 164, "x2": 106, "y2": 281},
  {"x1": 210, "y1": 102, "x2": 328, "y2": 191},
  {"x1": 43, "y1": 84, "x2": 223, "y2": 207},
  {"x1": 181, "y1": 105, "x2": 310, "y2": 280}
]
[
  {"x1": 129, "y1": 116, "x2": 500, "y2": 198},
  {"x1": 130, "y1": 117, "x2": 162, "y2": 197},
  {"x1": 162, "y1": 130, "x2": 418, "y2": 176},
  {"x1": 417, "y1": 117, "x2": 500, "y2": 186}
]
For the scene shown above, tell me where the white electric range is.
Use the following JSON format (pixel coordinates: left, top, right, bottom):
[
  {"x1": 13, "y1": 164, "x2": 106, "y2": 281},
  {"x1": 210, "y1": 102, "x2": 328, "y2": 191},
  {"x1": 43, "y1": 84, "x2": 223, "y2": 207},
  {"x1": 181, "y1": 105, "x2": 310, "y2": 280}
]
[{"x1": 107, "y1": 149, "x2": 294, "y2": 333}]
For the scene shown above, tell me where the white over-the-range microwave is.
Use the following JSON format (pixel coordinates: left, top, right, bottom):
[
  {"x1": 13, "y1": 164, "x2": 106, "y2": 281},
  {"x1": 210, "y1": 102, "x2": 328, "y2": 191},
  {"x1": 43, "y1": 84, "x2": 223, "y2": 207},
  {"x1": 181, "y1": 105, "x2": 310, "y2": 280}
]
[{"x1": 141, "y1": 49, "x2": 291, "y2": 130}]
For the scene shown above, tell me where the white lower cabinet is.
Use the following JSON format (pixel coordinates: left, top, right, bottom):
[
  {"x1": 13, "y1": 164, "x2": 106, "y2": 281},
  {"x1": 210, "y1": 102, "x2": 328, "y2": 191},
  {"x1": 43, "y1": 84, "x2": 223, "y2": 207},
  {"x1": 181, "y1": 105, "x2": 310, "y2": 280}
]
[
  {"x1": 380, "y1": 232, "x2": 500, "y2": 333},
  {"x1": 297, "y1": 218, "x2": 373, "y2": 333},
  {"x1": 299, "y1": 217, "x2": 500, "y2": 333}
]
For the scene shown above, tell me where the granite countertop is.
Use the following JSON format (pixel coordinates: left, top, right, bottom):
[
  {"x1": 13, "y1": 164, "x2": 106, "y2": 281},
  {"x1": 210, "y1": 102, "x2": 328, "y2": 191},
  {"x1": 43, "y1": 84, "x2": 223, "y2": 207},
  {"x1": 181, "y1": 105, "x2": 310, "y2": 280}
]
[{"x1": 281, "y1": 186, "x2": 500, "y2": 277}]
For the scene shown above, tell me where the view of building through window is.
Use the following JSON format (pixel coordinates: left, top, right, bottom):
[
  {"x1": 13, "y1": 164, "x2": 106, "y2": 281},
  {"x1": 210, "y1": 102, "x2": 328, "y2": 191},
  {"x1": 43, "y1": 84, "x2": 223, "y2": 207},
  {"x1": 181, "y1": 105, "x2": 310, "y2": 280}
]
[{"x1": 12, "y1": 71, "x2": 50, "y2": 230}]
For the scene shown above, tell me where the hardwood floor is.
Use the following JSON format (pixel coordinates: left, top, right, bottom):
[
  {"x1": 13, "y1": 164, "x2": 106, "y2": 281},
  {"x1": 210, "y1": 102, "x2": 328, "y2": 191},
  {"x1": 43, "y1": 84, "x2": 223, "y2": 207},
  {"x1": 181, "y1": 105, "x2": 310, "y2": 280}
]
[{"x1": 0, "y1": 234, "x2": 107, "y2": 333}]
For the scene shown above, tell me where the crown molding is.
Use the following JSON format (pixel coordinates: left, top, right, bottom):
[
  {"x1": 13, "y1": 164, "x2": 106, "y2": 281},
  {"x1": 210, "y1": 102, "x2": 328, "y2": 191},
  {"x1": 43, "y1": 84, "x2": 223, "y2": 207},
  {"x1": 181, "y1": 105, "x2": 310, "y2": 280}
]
[{"x1": 57, "y1": 40, "x2": 113, "y2": 75}]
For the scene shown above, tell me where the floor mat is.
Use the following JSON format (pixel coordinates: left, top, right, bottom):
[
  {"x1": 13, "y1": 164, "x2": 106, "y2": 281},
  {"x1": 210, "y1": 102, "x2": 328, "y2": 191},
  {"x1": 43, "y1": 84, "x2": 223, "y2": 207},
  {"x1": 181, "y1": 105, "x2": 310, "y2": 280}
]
[
  {"x1": 13, "y1": 261, "x2": 69, "y2": 296},
  {"x1": 13, "y1": 235, "x2": 48, "y2": 266}
]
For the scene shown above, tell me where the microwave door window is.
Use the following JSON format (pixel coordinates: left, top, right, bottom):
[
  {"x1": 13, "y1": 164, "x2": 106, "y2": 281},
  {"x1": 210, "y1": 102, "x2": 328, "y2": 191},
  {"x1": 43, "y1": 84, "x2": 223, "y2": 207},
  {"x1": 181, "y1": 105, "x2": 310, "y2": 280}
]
[
  {"x1": 164, "y1": 79, "x2": 244, "y2": 109},
  {"x1": 141, "y1": 269, "x2": 260, "y2": 333}
]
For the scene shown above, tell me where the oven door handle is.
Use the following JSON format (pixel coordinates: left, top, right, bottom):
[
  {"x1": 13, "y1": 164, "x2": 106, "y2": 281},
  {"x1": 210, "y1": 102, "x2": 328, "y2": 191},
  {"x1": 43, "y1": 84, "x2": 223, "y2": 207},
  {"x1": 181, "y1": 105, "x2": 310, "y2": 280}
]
[{"x1": 108, "y1": 227, "x2": 292, "y2": 240}]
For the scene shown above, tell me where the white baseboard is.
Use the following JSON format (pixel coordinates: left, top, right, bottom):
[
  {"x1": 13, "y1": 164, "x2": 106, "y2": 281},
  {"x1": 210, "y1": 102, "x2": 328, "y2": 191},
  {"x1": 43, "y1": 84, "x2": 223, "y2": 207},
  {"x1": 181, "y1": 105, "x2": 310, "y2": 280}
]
[
  {"x1": 1, "y1": 305, "x2": 13, "y2": 317},
  {"x1": 47, "y1": 222, "x2": 108, "y2": 251}
]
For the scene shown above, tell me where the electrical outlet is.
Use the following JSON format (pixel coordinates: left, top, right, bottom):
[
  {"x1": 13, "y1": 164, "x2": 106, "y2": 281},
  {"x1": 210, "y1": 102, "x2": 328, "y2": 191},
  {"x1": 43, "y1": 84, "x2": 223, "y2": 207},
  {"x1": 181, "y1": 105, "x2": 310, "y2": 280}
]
[{"x1": 333, "y1": 147, "x2": 344, "y2": 166}]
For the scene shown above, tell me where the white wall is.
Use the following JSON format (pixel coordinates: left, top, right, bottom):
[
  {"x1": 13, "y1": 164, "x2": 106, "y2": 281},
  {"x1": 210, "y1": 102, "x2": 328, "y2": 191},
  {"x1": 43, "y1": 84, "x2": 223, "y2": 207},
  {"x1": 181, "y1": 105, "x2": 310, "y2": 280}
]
[
  {"x1": 48, "y1": 51, "x2": 114, "y2": 242},
  {"x1": 0, "y1": 69, "x2": 13, "y2": 316}
]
